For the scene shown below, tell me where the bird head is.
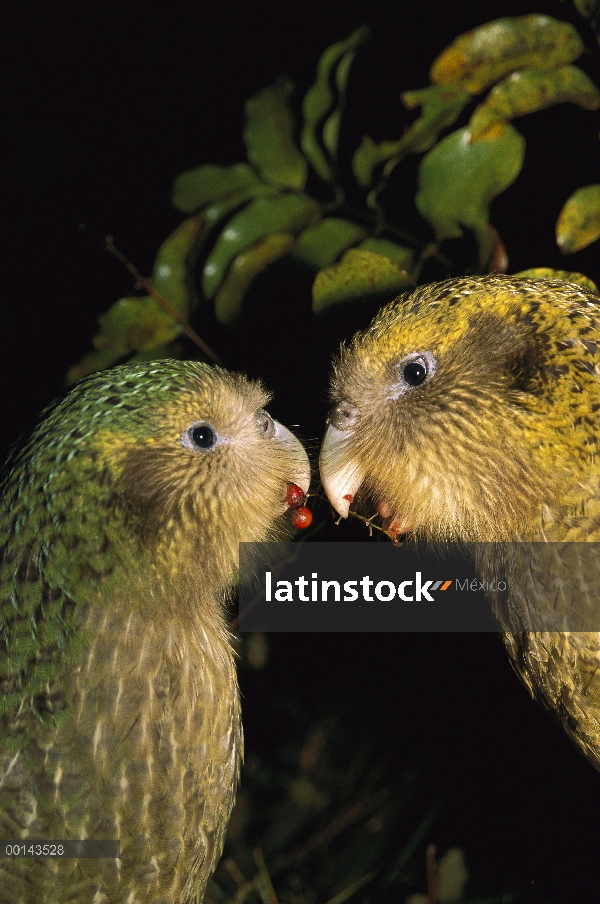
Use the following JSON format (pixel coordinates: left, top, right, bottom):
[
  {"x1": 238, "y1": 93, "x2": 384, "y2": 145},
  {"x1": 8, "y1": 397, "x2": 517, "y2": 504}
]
[
  {"x1": 320, "y1": 275, "x2": 600, "y2": 542},
  {"x1": 4, "y1": 360, "x2": 310, "y2": 603}
]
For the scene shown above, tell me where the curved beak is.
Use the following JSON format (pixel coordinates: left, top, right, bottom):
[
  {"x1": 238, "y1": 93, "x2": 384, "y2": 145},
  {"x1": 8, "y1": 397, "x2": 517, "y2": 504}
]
[
  {"x1": 319, "y1": 423, "x2": 365, "y2": 518},
  {"x1": 274, "y1": 421, "x2": 311, "y2": 495}
]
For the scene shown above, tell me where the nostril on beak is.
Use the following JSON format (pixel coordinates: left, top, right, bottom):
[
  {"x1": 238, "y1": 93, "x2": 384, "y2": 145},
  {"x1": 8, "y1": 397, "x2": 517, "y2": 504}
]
[{"x1": 329, "y1": 401, "x2": 359, "y2": 431}]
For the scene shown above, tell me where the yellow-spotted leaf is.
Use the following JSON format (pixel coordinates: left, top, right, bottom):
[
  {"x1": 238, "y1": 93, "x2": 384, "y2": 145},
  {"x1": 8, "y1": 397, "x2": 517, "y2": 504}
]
[
  {"x1": 515, "y1": 267, "x2": 599, "y2": 293},
  {"x1": 214, "y1": 233, "x2": 296, "y2": 325},
  {"x1": 431, "y1": 15, "x2": 584, "y2": 94},
  {"x1": 66, "y1": 297, "x2": 181, "y2": 384},
  {"x1": 357, "y1": 238, "x2": 414, "y2": 270},
  {"x1": 202, "y1": 193, "x2": 321, "y2": 299},
  {"x1": 244, "y1": 77, "x2": 307, "y2": 190},
  {"x1": 301, "y1": 25, "x2": 369, "y2": 181},
  {"x1": 556, "y1": 184, "x2": 600, "y2": 253},
  {"x1": 291, "y1": 218, "x2": 366, "y2": 269},
  {"x1": 469, "y1": 65, "x2": 600, "y2": 140},
  {"x1": 312, "y1": 248, "x2": 412, "y2": 313},
  {"x1": 151, "y1": 215, "x2": 204, "y2": 319},
  {"x1": 172, "y1": 163, "x2": 265, "y2": 213},
  {"x1": 416, "y1": 124, "x2": 525, "y2": 268},
  {"x1": 352, "y1": 85, "x2": 468, "y2": 187}
]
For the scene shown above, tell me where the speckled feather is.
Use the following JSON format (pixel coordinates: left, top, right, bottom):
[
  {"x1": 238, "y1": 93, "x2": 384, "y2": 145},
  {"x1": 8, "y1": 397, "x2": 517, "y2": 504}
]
[
  {"x1": 0, "y1": 360, "x2": 310, "y2": 903},
  {"x1": 321, "y1": 275, "x2": 600, "y2": 771}
]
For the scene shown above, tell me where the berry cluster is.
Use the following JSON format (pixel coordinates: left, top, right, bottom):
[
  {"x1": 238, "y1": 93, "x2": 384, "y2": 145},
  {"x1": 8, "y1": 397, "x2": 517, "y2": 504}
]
[{"x1": 286, "y1": 484, "x2": 313, "y2": 529}]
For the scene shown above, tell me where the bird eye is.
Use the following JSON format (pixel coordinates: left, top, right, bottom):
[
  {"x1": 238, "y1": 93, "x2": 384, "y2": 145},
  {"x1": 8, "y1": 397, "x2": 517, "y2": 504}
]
[
  {"x1": 402, "y1": 359, "x2": 428, "y2": 386},
  {"x1": 388, "y1": 352, "x2": 436, "y2": 399},
  {"x1": 256, "y1": 410, "x2": 275, "y2": 438},
  {"x1": 192, "y1": 425, "x2": 215, "y2": 448},
  {"x1": 182, "y1": 422, "x2": 217, "y2": 451}
]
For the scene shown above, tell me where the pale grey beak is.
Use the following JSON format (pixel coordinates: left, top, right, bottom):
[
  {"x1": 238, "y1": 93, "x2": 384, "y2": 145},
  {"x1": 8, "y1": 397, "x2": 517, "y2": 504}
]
[
  {"x1": 319, "y1": 422, "x2": 364, "y2": 518},
  {"x1": 275, "y1": 421, "x2": 311, "y2": 495}
]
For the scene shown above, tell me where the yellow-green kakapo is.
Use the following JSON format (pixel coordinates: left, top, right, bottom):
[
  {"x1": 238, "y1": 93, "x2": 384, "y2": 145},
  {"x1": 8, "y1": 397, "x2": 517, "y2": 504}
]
[
  {"x1": 320, "y1": 274, "x2": 600, "y2": 771},
  {"x1": 0, "y1": 360, "x2": 310, "y2": 903}
]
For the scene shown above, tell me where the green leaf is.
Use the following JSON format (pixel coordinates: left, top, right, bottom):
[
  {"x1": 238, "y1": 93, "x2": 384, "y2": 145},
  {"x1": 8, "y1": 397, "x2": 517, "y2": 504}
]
[
  {"x1": 243, "y1": 77, "x2": 307, "y2": 190},
  {"x1": 400, "y1": 86, "x2": 471, "y2": 153},
  {"x1": 556, "y1": 184, "x2": 600, "y2": 253},
  {"x1": 151, "y1": 215, "x2": 205, "y2": 319},
  {"x1": 312, "y1": 249, "x2": 412, "y2": 313},
  {"x1": 514, "y1": 267, "x2": 599, "y2": 293},
  {"x1": 66, "y1": 297, "x2": 182, "y2": 384},
  {"x1": 177, "y1": 183, "x2": 280, "y2": 265},
  {"x1": 169, "y1": 187, "x2": 284, "y2": 313},
  {"x1": 202, "y1": 193, "x2": 321, "y2": 299},
  {"x1": 92, "y1": 298, "x2": 182, "y2": 353},
  {"x1": 202, "y1": 185, "x2": 279, "y2": 227},
  {"x1": 214, "y1": 233, "x2": 296, "y2": 325},
  {"x1": 352, "y1": 137, "x2": 401, "y2": 189},
  {"x1": 357, "y1": 238, "x2": 414, "y2": 270},
  {"x1": 430, "y1": 15, "x2": 584, "y2": 94},
  {"x1": 352, "y1": 85, "x2": 468, "y2": 187},
  {"x1": 291, "y1": 218, "x2": 366, "y2": 269},
  {"x1": 322, "y1": 109, "x2": 342, "y2": 158},
  {"x1": 172, "y1": 163, "x2": 264, "y2": 213},
  {"x1": 301, "y1": 26, "x2": 369, "y2": 181},
  {"x1": 322, "y1": 47, "x2": 359, "y2": 158},
  {"x1": 572, "y1": 0, "x2": 600, "y2": 17},
  {"x1": 469, "y1": 65, "x2": 600, "y2": 140},
  {"x1": 416, "y1": 124, "x2": 525, "y2": 268},
  {"x1": 570, "y1": 0, "x2": 600, "y2": 45}
]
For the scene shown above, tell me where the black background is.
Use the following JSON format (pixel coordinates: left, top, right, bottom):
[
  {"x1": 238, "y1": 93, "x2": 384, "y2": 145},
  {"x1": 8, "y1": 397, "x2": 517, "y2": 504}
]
[{"x1": 3, "y1": 1, "x2": 600, "y2": 899}]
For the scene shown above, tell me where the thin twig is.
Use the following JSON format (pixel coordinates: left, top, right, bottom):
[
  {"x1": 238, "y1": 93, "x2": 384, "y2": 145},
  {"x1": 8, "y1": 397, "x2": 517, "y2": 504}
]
[
  {"x1": 103, "y1": 234, "x2": 223, "y2": 364},
  {"x1": 223, "y1": 858, "x2": 248, "y2": 887},
  {"x1": 344, "y1": 509, "x2": 404, "y2": 544},
  {"x1": 252, "y1": 848, "x2": 279, "y2": 904},
  {"x1": 427, "y1": 844, "x2": 437, "y2": 904},
  {"x1": 80, "y1": 225, "x2": 222, "y2": 364},
  {"x1": 232, "y1": 879, "x2": 256, "y2": 904},
  {"x1": 323, "y1": 868, "x2": 378, "y2": 904},
  {"x1": 383, "y1": 801, "x2": 443, "y2": 886},
  {"x1": 270, "y1": 785, "x2": 392, "y2": 877}
]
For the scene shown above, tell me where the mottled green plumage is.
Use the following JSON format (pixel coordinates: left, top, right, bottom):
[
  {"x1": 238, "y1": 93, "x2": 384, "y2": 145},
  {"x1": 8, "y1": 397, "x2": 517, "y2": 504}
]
[
  {"x1": 320, "y1": 275, "x2": 600, "y2": 770},
  {"x1": 0, "y1": 360, "x2": 310, "y2": 903}
]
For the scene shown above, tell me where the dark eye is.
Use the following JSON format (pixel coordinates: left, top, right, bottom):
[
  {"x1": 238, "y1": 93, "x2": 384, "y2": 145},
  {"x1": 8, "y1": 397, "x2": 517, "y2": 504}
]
[
  {"x1": 402, "y1": 359, "x2": 428, "y2": 386},
  {"x1": 182, "y1": 422, "x2": 217, "y2": 451},
  {"x1": 388, "y1": 352, "x2": 436, "y2": 401},
  {"x1": 256, "y1": 410, "x2": 275, "y2": 438},
  {"x1": 191, "y1": 425, "x2": 215, "y2": 448}
]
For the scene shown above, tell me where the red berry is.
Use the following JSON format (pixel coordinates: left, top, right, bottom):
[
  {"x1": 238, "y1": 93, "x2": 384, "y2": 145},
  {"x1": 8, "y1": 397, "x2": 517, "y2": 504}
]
[
  {"x1": 286, "y1": 483, "x2": 305, "y2": 508},
  {"x1": 291, "y1": 506, "x2": 312, "y2": 529}
]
